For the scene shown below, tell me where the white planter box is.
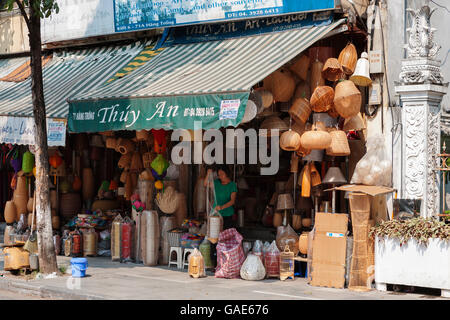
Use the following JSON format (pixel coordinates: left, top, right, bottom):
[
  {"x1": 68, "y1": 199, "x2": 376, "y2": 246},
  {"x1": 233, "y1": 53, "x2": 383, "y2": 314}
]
[{"x1": 375, "y1": 236, "x2": 450, "y2": 297}]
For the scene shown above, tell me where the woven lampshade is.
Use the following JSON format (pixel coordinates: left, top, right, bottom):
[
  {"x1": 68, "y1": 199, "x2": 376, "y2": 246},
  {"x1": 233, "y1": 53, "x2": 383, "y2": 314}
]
[
  {"x1": 276, "y1": 193, "x2": 294, "y2": 211},
  {"x1": 322, "y1": 167, "x2": 347, "y2": 185},
  {"x1": 259, "y1": 115, "x2": 289, "y2": 137},
  {"x1": 343, "y1": 113, "x2": 366, "y2": 131}
]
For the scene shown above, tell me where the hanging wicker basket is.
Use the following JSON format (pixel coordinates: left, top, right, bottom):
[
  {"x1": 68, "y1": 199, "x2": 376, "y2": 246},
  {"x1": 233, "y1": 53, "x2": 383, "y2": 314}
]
[
  {"x1": 310, "y1": 86, "x2": 335, "y2": 113},
  {"x1": 334, "y1": 80, "x2": 362, "y2": 119},
  {"x1": 300, "y1": 122, "x2": 332, "y2": 150},
  {"x1": 293, "y1": 81, "x2": 311, "y2": 100},
  {"x1": 271, "y1": 69, "x2": 296, "y2": 102},
  {"x1": 322, "y1": 58, "x2": 345, "y2": 82},
  {"x1": 289, "y1": 54, "x2": 310, "y2": 81},
  {"x1": 289, "y1": 98, "x2": 311, "y2": 124},
  {"x1": 326, "y1": 128, "x2": 351, "y2": 156},
  {"x1": 310, "y1": 59, "x2": 325, "y2": 93},
  {"x1": 280, "y1": 130, "x2": 302, "y2": 151},
  {"x1": 338, "y1": 43, "x2": 358, "y2": 75}
]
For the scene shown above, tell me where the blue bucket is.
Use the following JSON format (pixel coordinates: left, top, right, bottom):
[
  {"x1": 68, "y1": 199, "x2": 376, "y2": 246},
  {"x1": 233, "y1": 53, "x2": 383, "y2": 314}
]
[{"x1": 71, "y1": 258, "x2": 88, "y2": 278}]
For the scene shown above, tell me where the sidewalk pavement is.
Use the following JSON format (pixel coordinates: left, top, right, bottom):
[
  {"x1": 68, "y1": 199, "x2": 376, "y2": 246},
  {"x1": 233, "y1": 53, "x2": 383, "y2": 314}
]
[{"x1": 0, "y1": 254, "x2": 446, "y2": 300}]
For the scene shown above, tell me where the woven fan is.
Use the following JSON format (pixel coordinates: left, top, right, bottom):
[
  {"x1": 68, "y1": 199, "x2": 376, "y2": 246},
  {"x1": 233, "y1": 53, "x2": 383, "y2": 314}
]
[{"x1": 155, "y1": 186, "x2": 179, "y2": 214}]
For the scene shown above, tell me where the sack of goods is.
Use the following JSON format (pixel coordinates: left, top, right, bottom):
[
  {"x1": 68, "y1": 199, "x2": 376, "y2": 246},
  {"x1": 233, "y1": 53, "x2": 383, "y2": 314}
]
[
  {"x1": 240, "y1": 253, "x2": 266, "y2": 281},
  {"x1": 350, "y1": 134, "x2": 392, "y2": 187},
  {"x1": 188, "y1": 248, "x2": 206, "y2": 278},
  {"x1": 215, "y1": 228, "x2": 245, "y2": 279},
  {"x1": 264, "y1": 241, "x2": 281, "y2": 278}
]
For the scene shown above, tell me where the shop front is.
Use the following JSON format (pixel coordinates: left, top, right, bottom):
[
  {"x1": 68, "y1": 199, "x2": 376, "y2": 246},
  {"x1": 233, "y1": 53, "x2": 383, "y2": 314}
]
[{"x1": 0, "y1": 7, "x2": 390, "y2": 289}]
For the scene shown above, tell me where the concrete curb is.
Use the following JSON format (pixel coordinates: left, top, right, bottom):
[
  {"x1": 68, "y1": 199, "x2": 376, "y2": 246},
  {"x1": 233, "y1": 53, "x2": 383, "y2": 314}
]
[{"x1": 0, "y1": 277, "x2": 106, "y2": 300}]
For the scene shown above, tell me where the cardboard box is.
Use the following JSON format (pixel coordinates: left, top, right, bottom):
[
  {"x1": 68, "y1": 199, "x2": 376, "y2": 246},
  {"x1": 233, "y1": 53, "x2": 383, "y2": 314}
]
[{"x1": 310, "y1": 212, "x2": 349, "y2": 289}]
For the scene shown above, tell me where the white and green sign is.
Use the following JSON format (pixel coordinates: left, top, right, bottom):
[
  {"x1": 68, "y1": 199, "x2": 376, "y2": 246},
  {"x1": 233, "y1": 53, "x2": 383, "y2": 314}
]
[{"x1": 68, "y1": 92, "x2": 249, "y2": 133}]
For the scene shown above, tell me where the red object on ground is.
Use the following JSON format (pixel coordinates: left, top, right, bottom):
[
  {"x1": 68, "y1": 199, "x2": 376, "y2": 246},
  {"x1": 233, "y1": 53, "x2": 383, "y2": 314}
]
[{"x1": 121, "y1": 221, "x2": 133, "y2": 260}]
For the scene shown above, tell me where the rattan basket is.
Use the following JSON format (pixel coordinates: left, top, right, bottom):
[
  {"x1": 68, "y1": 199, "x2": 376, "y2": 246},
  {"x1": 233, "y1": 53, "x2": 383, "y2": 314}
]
[{"x1": 167, "y1": 229, "x2": 185, "y2": 247}]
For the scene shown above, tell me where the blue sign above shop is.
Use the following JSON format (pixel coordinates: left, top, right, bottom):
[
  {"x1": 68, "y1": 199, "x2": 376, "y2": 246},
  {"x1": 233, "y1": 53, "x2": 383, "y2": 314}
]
[
  {"x1": 161, "y1": 11, "x2": 333, "y2": 46},
  {"x1": 113, "y1": 0, "x2": 336, "y2": 32}
]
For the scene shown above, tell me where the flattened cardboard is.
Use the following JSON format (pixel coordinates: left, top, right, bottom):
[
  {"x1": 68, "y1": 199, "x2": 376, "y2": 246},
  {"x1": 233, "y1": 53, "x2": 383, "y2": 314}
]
[
  {"x1": 310, "y1": 212, "x2": 348, "y2": 289},
  {"x1": 324, "y1": 184, "x2": 395, "y2": 197}
]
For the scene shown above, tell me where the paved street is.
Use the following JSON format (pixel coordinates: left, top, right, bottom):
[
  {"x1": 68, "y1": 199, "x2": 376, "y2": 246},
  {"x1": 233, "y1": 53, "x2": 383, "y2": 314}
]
[
  {"x1": 0, "y1": 255, "x2": 446, "y2": 300},
  {"x1": 0, "y1": 288, "x2": 47, "y2": 300}
]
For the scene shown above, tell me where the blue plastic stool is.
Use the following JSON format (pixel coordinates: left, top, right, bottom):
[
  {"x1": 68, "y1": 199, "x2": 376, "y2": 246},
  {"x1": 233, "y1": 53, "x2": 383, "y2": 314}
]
[{"x1": 71, "y1": 258, "x2": 88, "y2": 278}]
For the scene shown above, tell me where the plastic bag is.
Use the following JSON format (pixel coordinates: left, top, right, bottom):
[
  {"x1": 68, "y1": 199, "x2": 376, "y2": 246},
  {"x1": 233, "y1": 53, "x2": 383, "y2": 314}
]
[
  {"x1": 188, "y1": 248, "x2": 206, "y2": 278},
  {"x1": 276, "y1": 224, "x2": 299, "y2": 255},
  {"x1": 252, "y1": 240, "x2": 264, "y2": 265},
  {"x1": 264, "y1": 240, "x2": 280, "y2": 278},
  {"x1": 350, "y1": 134, "x2": 392, "y2": 187},
  {"x1": 240, "y1": 253, "x2": 266, "y2": 281},
  {"x1": 263, "y1": 241, "x2": 271, "y2": 254}
]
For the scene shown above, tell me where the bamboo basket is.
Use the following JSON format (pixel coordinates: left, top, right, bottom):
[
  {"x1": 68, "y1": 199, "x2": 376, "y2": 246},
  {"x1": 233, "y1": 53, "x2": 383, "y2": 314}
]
[
  {"x1": 334, "y1": 80, "x2": 362, "y2": 119},
  {"x1": 280, "y1": 130, "x2": 302, "y2": 151},
  {"x1": 326, "y1": 129, "x2": 351, "y2": 156},
  {"x1": 310, "y1": 59, "x2": 325, "y2": 93},
  {"x1": 289, "y1": 54, "x2": 310, "y2": 81},
  {"x1": 263, "y1": 73, "x2": 274, "y2": 91},
  {"x1": 322, "y1": 58, "x2": 345, "y2": 82},
  {"x1": 300, "y1": 123, "x2": 332, "y2": 150},
  {"x1": 82, "y1": 168, "x2": 95, "y2": 201},
  {"x1": 310, "y1": 86, "x2": 334, "y2": 113},
  {"x1": 256, "y1": 89, "x2": 274, "y2": 109},
  {"x1": 293, "y1": 81, "x2": 311, "y2": 100},
  {"x1": 4, "y1": 201, "x2": 17, "y2": 224},
  {"x1": 118, "y1": 152, "x2": 132, "y2": 169},
  {"x1": 289, "y1": 98, "x2": 311, "y2": 124},
  {"x1": 271, "y1": 69, "x2": 296, "y2": 102},
  {"x1": 259, "y1": 115, "x2": 289, "y2": 137},
  {"x1": 116, "y1": 138, "x2": 135, "y2": 155},
  {"x1": 344, "y1": 113, "x2": 366, "y2": 131},
  {"x1": 338, "y1": 43, "x2": 358, "y2": 75}
]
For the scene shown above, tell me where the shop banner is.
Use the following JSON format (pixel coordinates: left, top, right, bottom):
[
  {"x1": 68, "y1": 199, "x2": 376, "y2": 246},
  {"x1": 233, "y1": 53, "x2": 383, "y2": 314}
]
[
  {"x1": 0, "y1": 116, "x2": 67, "y2": 146},
  {"x1": 68, "y1": 93, "x2": 249, "y2": 133},
  {"x1": 162, "y1": 11, "x2": 333, "y2": 46},
  {"x1": 114, "y1": 0, "x2": 336, "y2": 32}
]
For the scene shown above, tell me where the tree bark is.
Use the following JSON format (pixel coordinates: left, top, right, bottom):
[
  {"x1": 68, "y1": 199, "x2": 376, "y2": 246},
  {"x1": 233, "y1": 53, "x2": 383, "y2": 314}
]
[{"x1": 27, "y1": 1, "x2": 58, "y2": 274}]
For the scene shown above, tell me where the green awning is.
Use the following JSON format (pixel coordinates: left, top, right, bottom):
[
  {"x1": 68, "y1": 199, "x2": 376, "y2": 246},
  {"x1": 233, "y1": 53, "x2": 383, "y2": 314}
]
[
  {"x1": 0, "y1": 41, "x2": 151, "y2": 119},
  {"x1": 68, "y1": 19, "x2": 346, "y2": 133}
]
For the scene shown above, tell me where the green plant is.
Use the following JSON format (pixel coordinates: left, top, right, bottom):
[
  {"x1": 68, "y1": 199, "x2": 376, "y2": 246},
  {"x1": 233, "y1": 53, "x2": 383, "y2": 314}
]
[
  {"x1": 58, "y1": 265, "x2": 67, "y2": 275},
  {"x1": 369, "y1": 217, "x2": 450, "y2": 246}
]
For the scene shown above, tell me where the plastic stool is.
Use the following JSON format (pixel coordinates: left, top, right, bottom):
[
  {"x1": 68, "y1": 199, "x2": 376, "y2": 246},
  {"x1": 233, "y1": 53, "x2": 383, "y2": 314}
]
[
  {"x1": 183, "y1": 248, "x2": 195, "y2": 269},
  {"x1": 168, "y1": 246, "x2": 184, "y2": 269}
]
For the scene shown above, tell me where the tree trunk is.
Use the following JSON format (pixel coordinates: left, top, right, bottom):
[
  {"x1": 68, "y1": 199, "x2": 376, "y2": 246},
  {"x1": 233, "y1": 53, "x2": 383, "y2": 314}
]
[{"x1": 28, "y1": 2, "x2": 58, "y2": 274}]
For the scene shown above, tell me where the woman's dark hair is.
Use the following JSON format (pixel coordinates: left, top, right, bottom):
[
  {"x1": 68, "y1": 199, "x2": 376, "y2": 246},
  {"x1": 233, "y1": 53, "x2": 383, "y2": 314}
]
[{"x1": 215, "y1": 164, "x2": 231, "y2": 178}]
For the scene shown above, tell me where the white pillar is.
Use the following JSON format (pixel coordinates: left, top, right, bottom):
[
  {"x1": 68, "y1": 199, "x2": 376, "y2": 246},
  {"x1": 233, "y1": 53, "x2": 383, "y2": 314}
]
[{"x1": 396, "y1": 83, "x2": 447, "y2": 217}]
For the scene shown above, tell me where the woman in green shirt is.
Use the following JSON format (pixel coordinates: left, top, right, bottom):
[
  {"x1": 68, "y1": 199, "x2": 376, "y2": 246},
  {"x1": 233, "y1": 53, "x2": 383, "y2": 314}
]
[{"x1": 204, "y1": 165, "x2": 238, "y2": 230}]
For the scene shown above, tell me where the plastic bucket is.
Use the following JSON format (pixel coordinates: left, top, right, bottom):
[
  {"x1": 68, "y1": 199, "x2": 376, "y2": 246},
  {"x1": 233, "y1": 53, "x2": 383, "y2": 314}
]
[{"x1": 71, "y1": 258, "x2": 88, "y2": 278}]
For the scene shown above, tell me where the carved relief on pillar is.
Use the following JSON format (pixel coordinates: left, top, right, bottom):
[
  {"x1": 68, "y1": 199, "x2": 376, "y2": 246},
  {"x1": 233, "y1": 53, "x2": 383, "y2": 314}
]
[
  {"x1": 403, "y1": 105, "x2": 426, "y2": 199},
  {"x1": 426, "y1": 110, "x2": 440, "y2": 216}
]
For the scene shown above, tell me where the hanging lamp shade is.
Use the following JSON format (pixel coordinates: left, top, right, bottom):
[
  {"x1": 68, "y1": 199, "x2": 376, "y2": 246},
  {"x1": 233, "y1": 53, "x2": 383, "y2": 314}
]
[
  {"x1": 241, "y1": 100, "x2": 258, "y2": 124},
  {"x1": 276, "y1": 193, "x2": 294, "y2": 211},
  {"x1": 349, "y1": 52, "x2": 372, "y2": 87},
  {"x1": 343, "y1": 113, "x2": 366, "y2": 131},
  {"x1": 322, "y1": 58, "x2": 345, "y2": 82},
  {"x1": 259, "y1": 115, "x2": 289, "y2": 136},
  {"x1": 322, "y1": 167, "x2": 347, "y2": 185},
  {"x1": 255, "y1": 88, "x2": 274, "y2": 109},
  {"x1": 338, "y1": 43, "x2": 358, "y2": 75}
]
